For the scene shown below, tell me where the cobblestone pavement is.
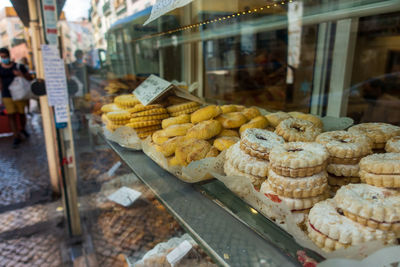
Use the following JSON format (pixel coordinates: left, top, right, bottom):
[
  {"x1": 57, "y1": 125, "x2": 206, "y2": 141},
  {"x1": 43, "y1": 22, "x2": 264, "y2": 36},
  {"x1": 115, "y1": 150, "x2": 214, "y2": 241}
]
[{"x1": 0, "y1": 114, "x2": 66, "y2": 267}]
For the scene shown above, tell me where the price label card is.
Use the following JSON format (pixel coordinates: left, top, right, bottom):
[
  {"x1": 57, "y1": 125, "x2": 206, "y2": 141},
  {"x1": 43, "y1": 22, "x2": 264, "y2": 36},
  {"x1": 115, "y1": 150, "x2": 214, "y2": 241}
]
[
  {"x1": 107, "y1": 187, "x2": 142, "y2": 207},
  {"x1": 166, "y1": 240, "x2": 193, "y2": 265},
  {"x1": 133, "y1": 74, "x2": 172, "y2": 106}
]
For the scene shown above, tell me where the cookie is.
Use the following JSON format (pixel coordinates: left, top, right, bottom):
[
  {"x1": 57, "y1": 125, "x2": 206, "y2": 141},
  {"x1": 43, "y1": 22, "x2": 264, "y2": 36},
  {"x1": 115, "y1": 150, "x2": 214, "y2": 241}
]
[
  {"x1": 269, "y1": 142, "x2": 329, "y2": 178},
  {"x1": 186, "y1": 120, "x2": 222, "y2": 140},
  {"x1": 101, "y1": 103, "x2": 122, "y2": 113},
  {"x1": 220, "y1": 105, "x2": 238, "y2": 114},
  {"x1": 360, "y1": 171, "x2": 400, "y2": 188},
  {"x1": 157, "y1": 136, "x2": 186, "y2": 157},
  {"x1": 137, "y1": 131, "x2": 156, "y2": 139},
  {"x1": 126, "y1": 120, "x2": 162, "y2": 128},
  {"x1": 131, "y1": 108, "x2": 168, "y2": 118},
  {"x1": 275, "y1": 118, "x2": 321, "y2": 142},
  {"x1": 261, "y1": 182, "x2": 328, "y2": 211},
  {"x1": 217, "y1": 129, "x2": 240, "y2": 138},
  {"x1": 327, "y1": 164, "x2": 359, "y2": 177},
  {"x1": 360, "y1": 153, "x2": 400, "y2": 175},
  {"x1": 224, "y1": 160, "x2": 265, "y2": 189},
  {"x1": 265, "y1": 112, "x2": 292, "y2": 128},
  {"x1": 128, "y1": 104, "x2": 163, "y2": 113},
  {"x1": 129, "y1": 114, "x2": 169, "y2": 122},
  {"x1": 348, "y1": 123, "x2": 400, "y2": 149},
  {"x1": 206, "y1": 146, "x2": 220, "y2": 158},
  {"x1": 216, "y1": 112, "x2": 248, "y2": 129},
  {"x1": 114, "y1": 94, "x2": 140, "y2": 108},
  {"x1": 290, "y1": 112, "x2": 323, "y2": 129},
  {"x1": 386, "y1": 136, "x2": 400, "y2": 153},
  {"x1": 175, "y1": 138, "x2": 212, "y2": 166},
  {"x1": 225, "y1": 142, "x2": 269, "y2": 177},
  {"x1": 161, "y1": 114, "x2": 190, "y2": 129},
  {"x1": 166, "y1": 101, "x2": 200, "y2": 113},
  {"x1": 190, "y1": 105, "x2": 222, "y2": 123},
  {"x1": 170, "y1": 106, "x2": 200, "y2": 117},
  {"x1": 213, "y1": 136, "x2": 239, "y2": 151},
  {"x1": 239, "y1": 116, "x2": 269, "y2": 134},
  {"x1": 242, "y1": 107, "x2": 261, "y2": 120},
  {"x1": 152, "y1": 130, "x2": 169, "y2": 145},
  {"x1": 161, "y1": 123, "x2": 194, "y2": 137},
  {"x1": 106, "y1": 110, "x2": 131, "y2": 121},
  {"x1": 316, "y1": 131, "x2": 372, "y2": 160},
  {"x1": 334, "y1": 184, "x2": 400, "y2": 233},
  {"x1": 307, "y1": 199, "x2": 396, "y2": 252},
  {"x1": 133, "y1": 125, "x2": 161, "y2": 133},
  {"x1": 240, "y1": 128, "x2": 284, "y2": 160}
]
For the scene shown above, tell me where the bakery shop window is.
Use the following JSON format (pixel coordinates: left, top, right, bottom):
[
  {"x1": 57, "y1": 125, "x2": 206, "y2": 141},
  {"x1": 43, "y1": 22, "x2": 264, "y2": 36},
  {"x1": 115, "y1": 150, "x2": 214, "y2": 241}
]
[{"x1": 348, "y1": 12, "x2": 400, "y2": 126}]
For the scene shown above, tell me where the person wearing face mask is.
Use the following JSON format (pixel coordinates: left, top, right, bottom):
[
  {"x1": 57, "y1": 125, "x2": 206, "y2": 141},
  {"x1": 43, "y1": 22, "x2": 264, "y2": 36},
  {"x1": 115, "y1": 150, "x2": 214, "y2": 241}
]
[{"x1": 0, "y1": 47, "x2": 32, "y2": 148}]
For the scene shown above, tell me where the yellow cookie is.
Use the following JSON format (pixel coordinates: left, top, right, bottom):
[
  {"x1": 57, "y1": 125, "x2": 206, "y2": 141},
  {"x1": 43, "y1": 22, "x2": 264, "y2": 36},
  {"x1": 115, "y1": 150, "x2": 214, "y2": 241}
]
[
  {"x1": 186, "y1": 120, "x2": 222, "y2": 140},
  {"x1": 242, "y1": 107, "x2": 261, "y2": 120},
  {"x1": 175, "y1": 138, "x2": 212, "y2": 166},
  {"x1": 190, "y1": 105, "x2": 222, "y2": 123},
  {"x1": 106, "y1": 110, "x2": 131, "y2": 121},
  {"x1": 168, "y1": 156, "x2": 180, "y2": 166},
  {"x1": 220, "y1": 105, "x2": 237, "y2": 114},
  {"x1": 114, "y1": 94, "x2": 140, "y2": 108},
  {"x1": 213, "y1": 136, "x2": 240, "y2": 151},
  {"x1": 152, "y1": 130, "x2": 169, "y2": 145},
  {"x1": 129, "y1": 114, "x2": 169, "y2": 122},
  {"x1": 217, "y1": 129, "x2": 240, "y2": 138},
  {"x1": 235, "y1": 105, "x2": 246, "y2": 111},
  {"x1": 158, "y1": 136, "x2": 186, "y2": 157},
  {"x1": 101, "y1": 103, "x2": 122, "y2": 113},
  {"x1": 170, "y1": 106, "x2": 200, "y2": 117},
  {"x1": 137, "y1": 131, "x2": 156, "y2": 139},
  {"x1": 162, "y1": 114, "x2": 190, "y2": 129},
  {"x1": 167, "y1": 101, "x2": 200, "y2": 113},
  {"x1": 265, "y1": 112, "x2": 292, "y2": 128},
  {"x1": 239, "y1": 116, "x2": 269, "y2": 134},
  {"x1": 216, "y1": 112, "x2": 248, "y2": 129},
  {"x1": 206, "y1": 146, "x2": 220, "y2": 158},
  {"x1": 131, "y1": 108, "x2": 167, "y2": 118},
  {"x1": 112, "y1": 119, "x2": 130, "y2": 125},
  {"x1": 162, "y1": 123, "x2": 194, "y2": 137},
  {"x1": 126, "y1": 120, "x2": 161, "y2": 128},
  {"x1": 133, "y1": 125, "x2": 161, "y2": 133},
  {"x1": 127, "y1": 104, "x2": 163, "y2": 113}
]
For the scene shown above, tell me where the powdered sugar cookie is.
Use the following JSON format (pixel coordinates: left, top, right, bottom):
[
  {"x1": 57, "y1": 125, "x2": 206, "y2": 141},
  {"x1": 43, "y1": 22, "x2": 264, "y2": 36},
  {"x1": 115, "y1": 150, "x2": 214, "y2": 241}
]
[
  {"x1": 261, "y1": 182, "x2": 327, "y2": 211},
  {"x1": 360, "y1": 153, "x2": 400, "y2": 175},
  {"x1": 348, "y1": 123, "x2": 400, "y2": 149},
  {"x1": 334, "y1": 184, "x2": 400, "y2": 233},
  {"x1": 225, "y1": 142, "x2": 269, "y2": 177},
  {"x1": 268, "y1": 169, "x2": 328, "y2": 198},
  {"x1": 360, "y1": 170, "x2": 400, "y2": 188},
  {"x1": 327, "y1": 163, "x2": 359, "y2": 177},
  {"x1": 224, "y1": 160, "x2": 265, "y2": 189},
  {"x1": 308, "y1": 199, "x2": 396, "y2": 251},
  {"x1": 275, "y1": 118, "x2": 321, "y2": 142},
  {"x1": 240, "y1": 128, "x2": 284, "y2": 160},
  {"x1": 386, "y1": 136, "x2": 400, "y2": 153},
  {"x1": 269, "y1": 142, "x2": 329, "y2": 177},
  {"x1": 316, "y1": 131, "x2": 372, "y2": 161}
]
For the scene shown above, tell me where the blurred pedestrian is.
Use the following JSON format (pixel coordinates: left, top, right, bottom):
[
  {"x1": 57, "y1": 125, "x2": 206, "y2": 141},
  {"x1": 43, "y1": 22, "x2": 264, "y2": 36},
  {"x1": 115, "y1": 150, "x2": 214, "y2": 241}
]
[{"x1": 0, "y1": 47, "x2": 32, "y2": 148}]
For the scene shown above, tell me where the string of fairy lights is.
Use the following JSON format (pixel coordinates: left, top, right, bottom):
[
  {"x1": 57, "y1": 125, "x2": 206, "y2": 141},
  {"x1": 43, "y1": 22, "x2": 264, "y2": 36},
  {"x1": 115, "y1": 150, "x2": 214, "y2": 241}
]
[{"x1": 132, "y1": 0, "x2": 294, "y2": 42}]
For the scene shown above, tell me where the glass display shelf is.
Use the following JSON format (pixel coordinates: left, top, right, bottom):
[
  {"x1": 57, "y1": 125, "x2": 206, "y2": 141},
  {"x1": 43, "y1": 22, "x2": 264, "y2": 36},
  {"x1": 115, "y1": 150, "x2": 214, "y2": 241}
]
[{"x1": 104, "y1": 137, "x2": 324, "y2": 266}]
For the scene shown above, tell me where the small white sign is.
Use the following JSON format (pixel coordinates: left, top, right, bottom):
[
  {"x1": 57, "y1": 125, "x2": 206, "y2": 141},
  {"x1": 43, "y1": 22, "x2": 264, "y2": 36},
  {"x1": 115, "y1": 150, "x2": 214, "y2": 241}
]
[
  {"x1": 42, "y1": 0, "x2": 58, "y2": 45},
  {"x1": 144, "y1": 0, "x2": 194, "y2": 25},
  {"x1": 133, "y1": 74, "x2": 172, "y2": 106},
  {"x1": 54, "y1": 105, "x2": 68, "y2": 123},
  {"x1": 166, "y1": 240, "x2": 193, "y2": 265},
  {"x1": 107, "y1": 187, "x2": 142, "y2": 207}
]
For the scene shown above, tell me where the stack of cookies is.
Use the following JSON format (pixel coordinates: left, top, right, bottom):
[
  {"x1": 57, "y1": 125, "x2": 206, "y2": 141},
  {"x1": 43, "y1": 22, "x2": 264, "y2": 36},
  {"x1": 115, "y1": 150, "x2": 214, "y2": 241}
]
[
  {"x1": 316, "y1": 131, "x2": 372, "y2": 193},
  {"x1": 349, "y1": 122, "x2": 400, "y2": 151},
  {"x1": 261, "y1": 142, "x2": 329, "y2": 213},
  {"x1": 359, "y1": 153, "x2": 400, "y2": 188},
  {"x1": 113, "y1": 94, "x2": 140, "y2": 109},
  {"x1": 126, "y1": 104, "x2": 169, "y2": 139},
  {"x1": 307, "y1": 184, "x2": 398, "y2": 252},
  {"x1": 166, "y1": 101, "x2": 201, "y2": 117},
  {"x1": 104, "y1": 110, "x2": 131, "y2": 132},
  {"x1": 224, "y1": 128, "x2": 284, "y2": 189}
]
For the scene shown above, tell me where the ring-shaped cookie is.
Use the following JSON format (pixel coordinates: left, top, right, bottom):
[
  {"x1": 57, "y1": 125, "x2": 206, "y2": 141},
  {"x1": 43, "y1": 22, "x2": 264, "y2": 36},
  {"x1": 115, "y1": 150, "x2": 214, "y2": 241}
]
[
  {"x1": 269, "y1": 142, "x2": 329, "y2": 177},
  {"x1": 275, "y1": 118, "x2": 321, "y2": 142},
  {"x1": 385, "y1": 136, "x2": 400, "y2": 153},
  {"x1": 240, "y1": 128, "x2": 284, "y2": 160},
  {"x1": 334, "y1": 184, "x2": 400, "y2": 233},
  {"x1": 316, "y1": 131, "x2": 372, "y2": 160},
  {"x1": 348, "y1": 123, "x2": 400, "y2": 149},
  {"x1": 307, "y1": 199, "x2": 396, "y2": 252},
  {"x1": 216, "y1": 112, "x2": 248, "y2": 128},
  {"x1": 186, "y1": 120, "x2": 222, "y2": 140}
]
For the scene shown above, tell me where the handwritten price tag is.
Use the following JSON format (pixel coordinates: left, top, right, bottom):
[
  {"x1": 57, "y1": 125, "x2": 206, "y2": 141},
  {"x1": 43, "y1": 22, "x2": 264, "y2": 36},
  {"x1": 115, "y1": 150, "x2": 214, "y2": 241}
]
[
  {"x1": 107, "y1": 187, "x2": 142, "y2": 207},
  {"x1": 144, "y1": 0, "x2": 194, "y2": 25},
  {"x1": 133, "y1": 74, "x2": 172, "y2": 106}
]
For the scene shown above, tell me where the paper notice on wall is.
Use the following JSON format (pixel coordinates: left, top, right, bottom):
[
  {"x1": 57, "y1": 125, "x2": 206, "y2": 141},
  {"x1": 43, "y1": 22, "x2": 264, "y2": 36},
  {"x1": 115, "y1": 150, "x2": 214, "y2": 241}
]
[
  {"x1": 41, "y1": 0, "x2": 58, "y2": 45},
  {"x1": 287, "y1": 1, "x2": 303, "y2": 84},
  {"x1": 41, "y1": 44, "x2": 68, "y2": 107},
  {"x1": 144, "y1": 0, "x2": 194, "y2": 25},
  {"x1": 54, "y1": 105, "x2": 68, "y2": 123}
]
